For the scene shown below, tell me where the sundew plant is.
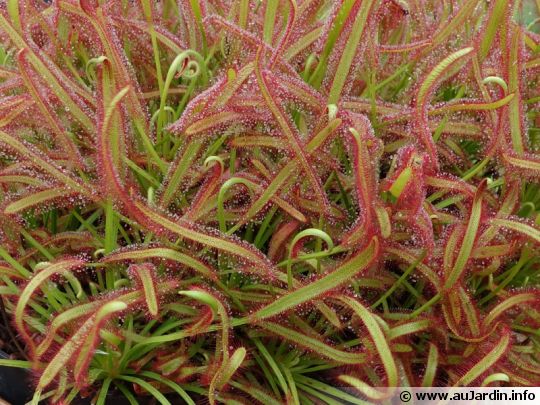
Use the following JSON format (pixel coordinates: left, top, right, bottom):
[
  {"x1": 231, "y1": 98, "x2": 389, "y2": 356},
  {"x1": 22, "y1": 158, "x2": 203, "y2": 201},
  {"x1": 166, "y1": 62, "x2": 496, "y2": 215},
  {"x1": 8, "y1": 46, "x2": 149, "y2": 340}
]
[{"x1": 0, "y1": 0, "x2": 539, "y2": 403}]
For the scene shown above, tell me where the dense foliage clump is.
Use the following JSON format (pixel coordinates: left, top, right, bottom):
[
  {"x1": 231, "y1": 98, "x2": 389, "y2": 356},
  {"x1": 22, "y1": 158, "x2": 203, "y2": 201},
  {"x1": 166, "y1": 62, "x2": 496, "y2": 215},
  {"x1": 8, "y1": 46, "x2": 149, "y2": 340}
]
[{"x1": 0, "y1": 0, "x2": 539, "y2": 403}]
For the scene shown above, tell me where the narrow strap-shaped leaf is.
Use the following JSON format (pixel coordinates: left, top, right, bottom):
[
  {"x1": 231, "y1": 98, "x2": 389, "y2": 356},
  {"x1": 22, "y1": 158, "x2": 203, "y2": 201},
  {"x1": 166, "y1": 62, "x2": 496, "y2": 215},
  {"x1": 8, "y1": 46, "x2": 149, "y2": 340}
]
[
  {"x1": 182, "y1": 163, "x2": 222, "y2": 221},
  {"x1": 386, "y1": 319, "x2": 431, "y2": 340},
  {"x1": 17, "y1": 49, "x2": 85, "y2": 170},
  {"x1": 458, "y1": 286, "x2": 481, "y2": 337},
  {"x1": 484, "y1": 293, "x2": 539, "y2": 327},
  {"x1": 0, "y1": 264, "x2": 25, "y2": 280},
  {"x1": 251, "y1": 337, "x2": 289, "y2": 397},
  {"x1": 337, "y1": 295, "x2": 398, "y2": 386},
  {"x1": 96, "y1": 378, "x2": 112, "y2": 405},
  {"x1": 139, "y1": 0, "x2": 164, "y2": 92},
  {"x1": 111, "y1": 17, "x2": 184, "y2": 54},
  {"x1": 308, "y1": 0, "x2": 357, "y2": 88},
  {"x1": 379, "y1": 39, "x2": 431, "y2": 53},
  {"x1": 59, "y1": 1, "x2": 151, "y2": 139},
  {"x1": 230, "y1": 135, "x2": 285, "y2": 149},
  {"x1": 425, "y1": 174, "x2": 475, "y2": 197},
  {"x1": 479, "y1": 0, "x2": 511, "y2": 60},
  {"x1": 268, "y1": 221, "x2": 300, "y2": 261},
  {"x1": 268, "y1": 70, "x2": 325, "y2": 110},
  {"x1": 344, "y1": 123, "x2": 379, "y2": 241},
  {"x1": 133, "y1": 201, "x2": 276, "y2": 278},
  {"x1": 294, "y1": 374, "x2": 366, "y2": 405},
  {"x1": 209, "y1": 347, "x2": 247, "y2": 404},
  {"x1": 443, "y1": 226, "x2": 464, "y2": 277},
  {"x1": 0, "y1": 247, "x2": 31, "y2": 278},
  {"x1": 177, "y1": 0, "x2": 207, "y2": 52},
  {"x1": 454, "y1": 332, "x2": 511, "y2": 386},
  {"x1": 0, "y1": 95, "x2": 32, "y2": 127},
  {"x1": 179, "y1": 289, "x2": 230, "y2": 364},
  {"x1": 507, "y1": 25, "x2": 525, "y2": 155},
  {"x1": 15, "y1": 259, "x2": 85, "y2": 350},
  {"x1": 103, "y1": 246, "x2": 217, "y2": 281},
  {"x1": 284, "y1": 26, "x2": 324, "y2": 60},
  {"x1": 251, "y1": 237, "x2": 378, "y2": 320},
  {"x1": 73, "y1": 301, "x2": 128, "y2": 385},
  {"x1": 337, "y1": 375, "x2": 389, "y2": 401},
  {"x1": 415, "y1": 47, "x2": 474, "y2": 166},
  {"x1": 215, "y1": 65, "x2": 255, "y2": 109},
  {"x1": 184, "y1": 111, "x2": 241, "y2": 136},
  {"x1": 482, "y1": 373, "x2": 510, "y2": 387},
  {"x1": 96, "y1": 56, "x2": 129, "y2": 175},
  {"x1": 36, "y1": 300, "x2": 103, "y2": 358},
  {"x1": 263, "y1": 0, "x2": 279, "y2": 44},
  {"x1": 255, "y1": 53, "x2": 331, "y2": 215},
  {"x1": 385, "y1": 246, "x2": 440, "y2": 289},
  {"x1": 244, "y1": 118, "x2": 342, "y2": 222},
  {"x1": 503, "y1": 153, "x2": 540, "y2": 175},
  {"x1": 444, "y1": 181, "x2": 485, "y2": 290},
  {"x1": 129, "y1": 264, "x2": 159, "y2": 316},
  {"x1": 268, "y1": 0, "x2": 297, "y2": 67},
  {"x1": 35, "y1": 298, "x2": 122, "y2": 390},
  {"x1": 0, "y1": 130, "x2": 95, "y2": 199},
  {"x1": 422, "y1": 343, "x2": 439, "y2": 387},
  {"x1": 431, "y1": 93, "x2": 515, "y2": 113},
  {"x1": 478, "y1": 185, "x2": 520, "y2": 246},
  {"x1": 226, "y1": 176, "x2": 307, "y2": 228},
  {"x1": 159, "y1": 140, "x2": 203, "y2": 207},
  {"x1": 372, "y1": 250, "x2": 427, "y2": 309},
  {"x1": 432, "y1": 0, "x2": 481, "y2": 47},
  {"x1": 490, "y1": 218, "x2": 540, "y2": 244},
  {"x1": 4, "y1": 188, "x2": 77, "y2": 215},
  {"x1": 229, "y1": 381, "x2": 277, "y2": 405},
  {"x1": 472, "y1": 243, "x2": 515, "y2": 259},
  {"x1": 0, "y1": 14, "x2": 94, "y2": 130},
  {"x1": 6, "y1": 0, "x2": 21, "y2": 32},
  {"x1": 315, "y1": 301, "x2": 342, "y2": 328},
  {"x1": 388, "y1": 167, "x2": 412, "y2": 199},
  {"x1": 117, "y1": 375, "x2": 171, "y2": 405},
  {"x1": 327, "y1": 0, "x2": 378, "y2": 104},
  {"x1": 138, "y1": 371, "x2": 195, "y2": 405},
  {"x1": 36, "y1": 282, "x2": 177, "y2": 357},
  {"x1": 0, "y1": 359, "x2": 31, "y2": 368},
  {"x1": 259, "y1": 321, "x2": 366, "y2": 364},
  {"x1": 214, "y1": 347, "x2": 246, "y2": 389}
]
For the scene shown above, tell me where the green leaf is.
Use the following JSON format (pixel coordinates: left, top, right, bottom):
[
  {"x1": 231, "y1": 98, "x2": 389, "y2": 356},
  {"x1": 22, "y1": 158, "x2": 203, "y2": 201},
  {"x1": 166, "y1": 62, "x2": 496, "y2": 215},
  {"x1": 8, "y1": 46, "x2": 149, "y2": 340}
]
[
  {"x1": 0, "y1": 359, "x2": 31, "y2": 368},
  {"x1": 252, "y1": 237, "x2": 378, "y2": 320},
  {"x1": 15, "y1": 259, "x2": 85, "y2": 349},
  {"x1": 260, "y1": 322, "x2": 366, "y2": 364},
  {"x1": 103, "y1": 246, "x2": 217, "y2": 281},
  {"x1": 327, "y1": 0, "x2": 378, "y2": 104},
  {"x1": 130, "y1": 264, "x2": 159, "y2": 316},
  {"x1": 263, "y1": 0, "x2": 279, "y2": 44},
  {"x1": 491, "y1": 218, "x2": 540, "y2": 244},
  {"x1": 337, "y1": 295, "x2": 397, "y2": 386},
  {"x1": 37, "y1": 301, "x2": 127, "y2": 390},
  {"x1": 117, "y1": 375, "x2": 171, "y2": 405},
  {"x1": 444, "y1": 181, "x2": 485, "y2": 289},
  {"x1": 455, "y1": 332, "x2": 510, "y2": 386}
]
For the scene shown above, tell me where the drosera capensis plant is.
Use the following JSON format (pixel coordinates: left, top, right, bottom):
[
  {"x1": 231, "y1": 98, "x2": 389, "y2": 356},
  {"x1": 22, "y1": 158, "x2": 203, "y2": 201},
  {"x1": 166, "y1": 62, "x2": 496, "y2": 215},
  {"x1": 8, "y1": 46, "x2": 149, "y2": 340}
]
[{"x1": 0, "y1": 0, "x2": 539, "y2": 403}]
